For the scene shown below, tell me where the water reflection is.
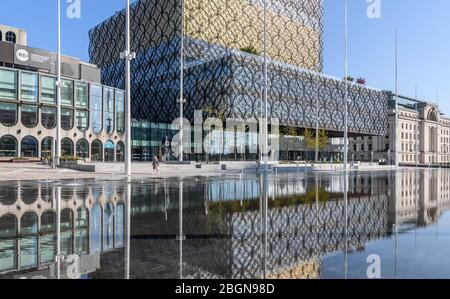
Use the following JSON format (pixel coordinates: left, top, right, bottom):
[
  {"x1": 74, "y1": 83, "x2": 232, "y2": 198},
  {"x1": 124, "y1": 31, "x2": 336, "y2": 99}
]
[{"x1": 0, "y1": 169, "x2": 449, "y2": 279}]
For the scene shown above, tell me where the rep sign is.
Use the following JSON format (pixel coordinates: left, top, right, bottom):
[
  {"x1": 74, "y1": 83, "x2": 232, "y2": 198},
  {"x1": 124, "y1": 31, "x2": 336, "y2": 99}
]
[{"x1": 14, "y1": 45, "x2": 52, "y2": 70}]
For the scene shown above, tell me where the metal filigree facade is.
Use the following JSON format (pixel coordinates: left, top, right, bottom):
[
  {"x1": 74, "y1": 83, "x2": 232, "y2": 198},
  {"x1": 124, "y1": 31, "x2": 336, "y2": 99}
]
[{"x1": 89, "y1": 0, "x2": 388, "y2": 136}]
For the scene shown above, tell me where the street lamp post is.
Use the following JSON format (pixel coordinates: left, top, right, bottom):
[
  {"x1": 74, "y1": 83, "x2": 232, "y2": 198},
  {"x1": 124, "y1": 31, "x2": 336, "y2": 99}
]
[
  {"x1": 121, "y1": 0, "x2": 136, "y2": 176},
  {"x1": 262, "y1": 0, "x2": 269, "y2": 172},
  {"x1": 394, "y1": 26, "x2": 399, "y2": 168}
]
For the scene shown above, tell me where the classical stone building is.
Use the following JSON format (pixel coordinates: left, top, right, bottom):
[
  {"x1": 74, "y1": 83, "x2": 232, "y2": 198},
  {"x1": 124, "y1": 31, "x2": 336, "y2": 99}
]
[
  {"x1": 350, "y1": 93, "x2": 450, "y2": 166},
  {"x1": 0, "y1": 26, "x2": 126, "y2": 162}
]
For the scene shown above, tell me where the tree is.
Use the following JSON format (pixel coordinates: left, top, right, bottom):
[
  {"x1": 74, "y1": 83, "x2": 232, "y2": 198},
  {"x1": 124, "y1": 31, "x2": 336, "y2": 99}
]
[{"x1": 303, "y1": 128, "x2": 329, "y2": 160}]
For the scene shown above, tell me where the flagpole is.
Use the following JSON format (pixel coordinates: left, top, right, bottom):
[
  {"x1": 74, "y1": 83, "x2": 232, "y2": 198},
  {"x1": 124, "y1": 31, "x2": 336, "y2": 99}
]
[
  {"x1": 123, "y1": 0, "x2": 134, "y2": 175},
  {"x1": 343, "y1": 0, "x2": 349, "y2": 172},
  {"x1": 55, "y1": 0, "x2": 62, "y2": 168},
  {"x1": 179, "y1": 0, "x2": 185, "y2": 162},
  {"x1": 263, "y1": 0, "x2": 269, "y2": 172},
  {"x1": 394, "y1": 26, "x2": 399, "y2": 168}
]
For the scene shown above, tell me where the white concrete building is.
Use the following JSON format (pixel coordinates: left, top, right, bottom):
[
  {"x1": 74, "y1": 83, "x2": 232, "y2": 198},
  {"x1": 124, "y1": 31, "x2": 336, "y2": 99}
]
[{"x1": 350, "y1": 93, "x2": 450, "y2": 166}]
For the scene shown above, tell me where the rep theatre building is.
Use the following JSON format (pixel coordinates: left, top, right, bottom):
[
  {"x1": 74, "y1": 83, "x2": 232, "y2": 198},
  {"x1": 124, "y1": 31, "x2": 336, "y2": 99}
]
[{"x1": 0, "y1": 25, "x2": 126, "y2": 162}]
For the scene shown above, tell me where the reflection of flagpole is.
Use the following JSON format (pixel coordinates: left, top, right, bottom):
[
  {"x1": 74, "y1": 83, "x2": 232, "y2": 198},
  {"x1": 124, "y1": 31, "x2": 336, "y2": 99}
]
[
  {"x1": 56, "y1": 186, "x2": 61, "y2": 279},
  {"x1": 178, "y1": 180, "x2": 185, "y2": 279},
  {"x1": 125, "y1": 178, "x2": 131, "y2": 279},
  {"x1": 344, "y1": 172, "x2": 349, "y2": 279}
]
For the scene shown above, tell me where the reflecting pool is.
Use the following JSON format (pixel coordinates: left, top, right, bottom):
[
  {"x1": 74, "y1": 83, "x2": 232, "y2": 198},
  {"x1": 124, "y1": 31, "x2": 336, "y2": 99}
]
[{"x1": 0, "y1": 169, "x2": 449, "y2": 279}]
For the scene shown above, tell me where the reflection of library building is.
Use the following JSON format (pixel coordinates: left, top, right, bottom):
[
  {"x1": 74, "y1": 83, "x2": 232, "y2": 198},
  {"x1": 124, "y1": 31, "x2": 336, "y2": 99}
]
[{"x1": 0, "y1": 25, "x2": 126, "y2": 162}]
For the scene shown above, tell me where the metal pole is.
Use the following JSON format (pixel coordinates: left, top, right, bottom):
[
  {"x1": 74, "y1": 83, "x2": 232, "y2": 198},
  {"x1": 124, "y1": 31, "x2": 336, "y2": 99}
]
[
  {"x1": 415, "y1": 83, "x2": 419, "y2": 168},
  {"x1": 394, "y1": 26, "x2": 399, "y2": 168},
  {"x1": 343, "y1": 0, "x2": 349, "y2": 172},
  {"x1": 124, "y1": 0, "x2": 134, "y2": 176},
  {"x1": 178, "y1": 180, "x2": 185, "y2": 278},
  {"x1": 315, "y1": 94, "x2": 319, "y2": 163},
  {"x1": 179, "y1": 0, "x2": 185, "y2": 162},
  {"x1": 56, "y1": 186, "x2": 61, "y2": 279},
  {"x1": 55, "y1": 0, "x2": 62, "y2": 167},
  {"x1": 125, "y1": 178, "x2": 131, "y2": 279},
  {"x1": 262, "y1": 0, "x2": 269, "y2": 172}
]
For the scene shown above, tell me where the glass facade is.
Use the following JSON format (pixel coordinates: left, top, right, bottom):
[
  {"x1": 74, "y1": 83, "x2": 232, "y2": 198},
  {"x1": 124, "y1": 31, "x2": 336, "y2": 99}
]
[
  {"x1": 76, "y1": 110, "x2": 89, "y2": 132},
  {"x1": 90, "y1": 85, "x2": 102, "y2": 134},
  {"x1": 21, "y1": 104, "x2": 38, "y2": 128},
  {"x1": 61, "y1": 108, "x2": 74, "y2": 131},
  {"x1": 0, "y1": 69, "x2": 17, "y2": 100},
  {"x1": 75, "y1": 82, "x2": 89, "y2": 108},
  {"x1": 61, "y1": 79, "x2": 74, "y2": 106},
  {"x1": 0, "y1": 102, "x2": 17, "y2": 126},
  {"x1": 20, "y1": 72, "x2": 38, "y2": 102},
  {"x1": 40, "y1": 76, "x2": 56, "y2": 104},
  {"x1": 0, "y1": 66, "x2": 124, "y2": 161},
  {"x1": 41, "y1": 106, "x2": 56, "y2": 129},
  {"x1": 115, "y1": 90, "x2": 125, "y2": 134},
  {"x1": 103, "y1": 88, "x2": 114, "y2": 134}
]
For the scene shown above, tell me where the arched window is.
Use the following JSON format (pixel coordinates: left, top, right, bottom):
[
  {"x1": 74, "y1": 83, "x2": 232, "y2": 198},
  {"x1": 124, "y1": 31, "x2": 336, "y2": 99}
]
[
  {"x1": 41, "y1": 137, "x2": 53, "y2": 159},
  {"x1": 105, "y1": 140, "x2": 115, "y2": 162},
  {"x1": 61, "y1": 109, "x2": 74, "y2": 130},
  {"x1": 41, "y1": 106, "x2": 56, "y2": 129},
  {"x1": 116, "y1": 141, "x2": 125, "y2": 162},
  {"x1": 5, "y1": 31, "x2": 16, "y2": 44},
  {"x1": 61, "y1": 209, "x2": 74, "y2": 255},
  {"x1": 103, "y1": 203, "x2": 114, "y2": 250},
  {"x1": 21, "y1": 104, "x2": 38, "y2": 128},
  {"x1": 75, "y1": 207, "x2": 89, "y2": 255},
  {"x1": 20, "y1": 183, "x2": 39, "y2": 205},
  {"x1": 0, "y1": 184, "x2": 18, "y2": 206},
  {"x1": 0, "y1": 135, "x2": 17, "y2": 157},
  {"x1": 61, "y1": 138, "x2": 74, "y2": 156},
  {"x1": 0, "y1": 214, "x2": 18, "y2": 271},
  {"x1": 103, "y1": 88, "x2": 114, "y2": 134},
  {"x1": 428, "y1": 109, "x2": 438, "y2": 122},
  {"x1": 20, "y1": 212, "x2": 38, "y2": 268},
  {"x1": 90, "y1": 85, "x2": 103, "y2": 133},
  {"x1": 21, "y1": 136, "x2": 38, "y2": 158},
  {"x1": 40, "y1": 211, "x2": 56, "y2": 263},
  {"x1": 76, "y1": 139, "x2": 89, "y2": 159},
  {"x1": 0, "y1": 102, "x2": 17, "y2": 127},
  {"x1": 91, "y1": 140, "x2": 103, "y2": 162},
  {"x1": 90, "y1": 204, "x2": 102, "y2": 253}
]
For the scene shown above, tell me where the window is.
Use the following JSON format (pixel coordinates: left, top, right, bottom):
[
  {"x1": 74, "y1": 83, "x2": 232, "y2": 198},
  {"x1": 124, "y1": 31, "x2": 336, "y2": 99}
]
[
  {"x1": 76, "y1": 110, "x2": 88, "y2": 132},
  {"x1": 0, "y1": 102, "x2": 17, "y2": 126},
  {"x1": 21, "y1": 72, "x2": 38, "y2": 102},
  {"x1": 76, "y1": 139, "x2": 89, "y2": 159},
  {"x1": 90, "y1": 85, "x2": 102, "y2": 133},
  {"x1": 41, "y1": 106, "x2": 56, "y2": 129},
  {"x1": 21, "y1": 105, "x2": 38, "y2": 128},
  {"x1": 61, "y1": 138, "x2": 74, "y2": 156},
  {"x1": 5, "y1": 32, "x2": 16, "y2": 43},
  {"x1": 41, "y1": 76, "x2": 56, "y2": 104},
  {"x1": 75, "y1": 82, "x2": 88, "y2": 108},
  {"x1": 61, "y1": 109, "x2": 74, "y2": 130},
  {"x1": 116, "y1": 141, "x2": 125, "y2": 162},
  {"x1": 61, "y1": 79, "x2": 74, "y2": 106},
  {"x1": 91, "y1": 140, "x2": 103, "y2": 161},
  {"x1": 41, "y1": 137, "x2": 53, "y2": 159},
  {"x1": 105, "y1": 140, "x2": 114, "y2": 162},
  {"x1": 104, "y1": 88, "x2": 114, "y2": 134},
  {"x1": 361, "y1": 144, "x2": 365, "y2": 151},
  {"x1": 0, "y1": 69, "x2": 17, "y2": 100},
  {"x1": 115, "y1": 90, "x2": 125, "y2": 134},
  {"x1": 21, "y1": 136, "x2": 38, "y2": 158},
  {"x1": 0, "y1": 31, "x2": 2, "y2": 41},
  {"x1": 0, "y1": 135, "x2": 17, "y2": 157},
  {"x1": 369, "y1": 144, "x2": 373, "y2": 151}
]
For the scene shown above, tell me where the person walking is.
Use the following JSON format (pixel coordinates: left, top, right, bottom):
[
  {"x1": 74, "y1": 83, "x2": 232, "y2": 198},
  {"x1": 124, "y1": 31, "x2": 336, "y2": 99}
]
[{"x1": 152, "y1": 156, "x2": 160, "y2": 174}]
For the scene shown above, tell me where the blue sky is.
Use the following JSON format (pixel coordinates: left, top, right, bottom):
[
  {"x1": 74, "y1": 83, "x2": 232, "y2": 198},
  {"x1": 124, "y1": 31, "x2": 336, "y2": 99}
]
[{"x1": 1, "y1": 0, "x2": 450, "y2": 114}]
